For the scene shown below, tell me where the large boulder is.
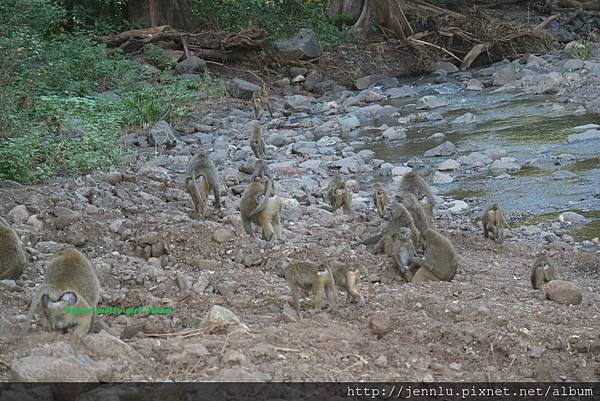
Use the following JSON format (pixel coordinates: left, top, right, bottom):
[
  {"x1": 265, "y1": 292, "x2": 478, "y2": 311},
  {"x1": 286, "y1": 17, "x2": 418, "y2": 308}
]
[
  {"x1": 146, "y1": 120, "x2": 176, "y2": 148},
  {"x1": 274, "y1": 29, "x2": 322, "y2": 59},
  {"x1": 174, "y1": 56, "x2": 207, "y2": 74},
  {"x1": 229, "y1": 79, "x2": 260, "y2": 100}
]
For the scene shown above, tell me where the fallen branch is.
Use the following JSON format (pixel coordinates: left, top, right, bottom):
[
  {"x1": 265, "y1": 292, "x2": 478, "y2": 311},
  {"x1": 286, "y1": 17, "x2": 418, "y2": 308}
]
[
  {"x1": 409, "y1": 38, "x2": 462, "y2": 62},
  {"x1": 460, "y1": 42, "x2": 491, "y2": 70}
]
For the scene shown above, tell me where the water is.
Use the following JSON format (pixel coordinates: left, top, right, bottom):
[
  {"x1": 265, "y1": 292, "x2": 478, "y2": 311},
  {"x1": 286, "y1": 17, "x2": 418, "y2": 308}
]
[{"x1": 359, "y1": 81, "x2": 600, "y2": 239}]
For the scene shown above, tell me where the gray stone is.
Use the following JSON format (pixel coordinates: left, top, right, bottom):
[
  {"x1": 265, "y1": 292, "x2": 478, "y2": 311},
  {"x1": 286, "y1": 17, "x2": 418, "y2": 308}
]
[
  {"x1": 566, "y1": 129, "x2": 600, "y2": 144},
  {"x1": 7, "y1": 205, "x2": 29, "y2": 224},
  {"x1": 560, "y1": 211, "x2": 587, "y2": 224},
  {"x1": 490, "y1": 157, "x2": 521, "y2": 173},
  {"x1": 432, "y1": 171, "x2": 453, "y2": 184},
  {"x1": 385, "y1": 85, "x2": 416, "y2": 98},
  {"x1": 350, "y1": 104, "x2": 388, "y2": 123},
  {"x1": 229, "y1": 79, "x2": 260, "y2": 100},
  {"x1": 338, "y1": 114, "x2": 360, "y2": 133},
  {"x1": 551, "y1": 170, "x2": 577, "y2": 180},
  {"x1": 432, "y1": 61, "x2": 459, "y2": 73},
  {"x1": 329, "y1": 157, "x2": 362, "y2": 172},
  {"x1": 212, "y1": 228, "x2": 235, "y2": 243},
  {"x1": 545, "y1": 280, "x2": 582, "y2": 305},
  {"x1": 147, "y1": 120, "x2": 176, "y2": 148},
  {"x1": 452, "y1": 112, "x2": 475, "y2": 124},
  {"x1": 428, "y1": 132, "x2": 447, "y2": 141},
  {"x1": 174, "y1": 56, "x2": 207, "y2": 74},
  {"x1": 585, "y1": 97, "x2": 600, "y2": 114},
  {"x1": 355, "y1": 75, "x2": 393, "y2": 90},
  {"x1": 11, "y1": 355, "x2": 99, "y2": 381},
  {"x1": 457, "y1": 152, "x2": 492, "y2": 167},
  {"x1": 464, "y1": 79, "x2": 483, "y2": 91},
  {"x1": 416, "y1": 95, "x2": 447, "y2": 110},
  {"x1": 448, "y1": 200, "x2": 468, "y2": 213},
  {"x1": 291, "y1": 141, "x2": 319, "y2": 156},
  {"x1": 424, "y1": 141, "x2": 457, "y2": 157},
  {"x1": 562, "y1": 59, "x2": 584, "y2": 71},
  {"x1": 438, "y1": 159, "x2": 460, "y2": 171},
  {"x1": 204, "y1": 305, "x2": 249, "y2": 331},
  {"x1": 274, "y1": 29, "x2": 322, "y2": 58},
  {"x1": 382, "y1": 127, "x2": 406, "y2": 141},
  {"x1": 357, "y1": 149, "x2": 376, "y2": 162},
  {"x1": 492, "y1": 67, "x2": 516, "y2": 86},
  {"x1": 571, "y1": 124, "x2": 600, "y2": 134},
  {"x1": 285, "y1": 95, "x2": 316, "y2": 112}
]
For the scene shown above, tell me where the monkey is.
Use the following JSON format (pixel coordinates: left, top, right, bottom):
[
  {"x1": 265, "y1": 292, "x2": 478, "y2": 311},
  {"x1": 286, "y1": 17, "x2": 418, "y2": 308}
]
[
  {"x1": 409, "y1": 228, "x2": 457, "y2": 283},
  {"x1": 530, "y1": 250, "x2": 556, "y2": 290},
  {"x1": 326, "y1": 171, "x2": 352, "y2": 214},
  {"x1": 329, "y1": 261, "x2": 365, "y2": 306},
  {"x1": 482, "y1": 203, "x2": 510, "y2": 244},
  {"x1": 389, "y1": 227, "x2": 418, "y2": 282},
  {"x1": 185, "y1": 151, "x2": 221, "y2": 217},
  {"x1": 250, "y1": 159, "x2": 274, "y2": 196},
  {"x1": 0, "y1": 216, "x2": 27, "y2": 280},
  {"x1": 395, "y1": 191, "x2": 429, "y2": 236},
  {"x1": 251, "y1": 86, "x2": 273, "y2": 120},
  {"x1": 249, "y1": 125, "x2": 267, "y2": 160},
  {"x1": 240, "y1": 181, "x2": 284, "y2": 242},
  {"x1": 362, "y1": 203, "x2": 419, "y2": 250},
  {"x1": 22, "y1": 248, "x2": 100, "y2": 336},
  {"x1": 399, "y1": 171, "x2": 436, "y2": 223},
  {"x1": 277, "y1": 257, "x2": 337, "y2": 317},
  {"x1": 372, "y1": 182, "x2": 389, "y2": 218}
]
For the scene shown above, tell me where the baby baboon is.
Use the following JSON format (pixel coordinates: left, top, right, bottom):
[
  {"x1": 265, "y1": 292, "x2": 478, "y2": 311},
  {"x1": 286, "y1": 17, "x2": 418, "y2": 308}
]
[
  {"x1": 410, "y1": 228, "x2": 457, "y2": 282},
  {"x1": 251, "y1": 159, "x2": 274, "y2": 196},
  {"x1": 22, "y1": 248, "x2": 100, "y2": 336},
  {"x1": 363, "y1": 203, "x2": 419, "y2": 249},
  {"x1": 482, "y1": 203, "x2": 509, "y2": 244},
  {"x1": 249, "y1": 125, "x2": 267, "y2": 160},
  {"x1": 327, "y1": 172, "x2": 352, "y2": 214},
  {"x1": 530, "y1": 251, "x2": 556, "y2": 289},
  {"x1": 395, "y1": 191, "x2": 429, "y2": 235},
  {"x1": 372, "y1": 182, "x2": 389, "y2": 218},
  {"x1": 330, "y1": 261, "x2": 365, "y2": 306},
  {"x1": 390, "y1": 227, "x2": 417, "y2": 282},
  {"x1": 240, "y1": 181, "x2": 284, "y2": 242},
  {"x1": 185, "y1": 151, "x2": 221, "y2": 217},
  {"x1": 0, "y1": 216, "x2": 27, "y2": 280},
  {"x1": 399, "y1": 171, "x2": 435, "y2": 223},
  {"x1": 278, "y1": 257, "x2": 337, "y2": 317},
  {"x1": 251, "y1": 86, "x2": 273, "y2": 120}
]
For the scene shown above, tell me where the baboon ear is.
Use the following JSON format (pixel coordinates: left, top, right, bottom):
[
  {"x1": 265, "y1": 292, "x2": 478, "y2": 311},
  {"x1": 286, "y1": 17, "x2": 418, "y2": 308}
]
[
  {"x1": 60, "y1": 292, "x2": 77, "y2": 305},
  {"x1": 41, "y1": 294, "x2": 50, "y2": 308}
]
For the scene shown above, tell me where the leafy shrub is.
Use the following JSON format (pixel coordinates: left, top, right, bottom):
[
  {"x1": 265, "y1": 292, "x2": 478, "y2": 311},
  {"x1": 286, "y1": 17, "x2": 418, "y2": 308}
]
[{"x1": 568, "y1": 40, "x2": 593, "y2": 61}]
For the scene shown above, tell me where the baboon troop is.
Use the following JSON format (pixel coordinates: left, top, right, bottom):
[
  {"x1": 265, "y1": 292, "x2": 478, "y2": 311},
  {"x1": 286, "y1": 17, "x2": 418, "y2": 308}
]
[
  {"x1": 240, "y1": 181, "x2": 283, "y2": 242},
  {"x1": 22, "y1": 248, "x2": 100, "y2": 336}
]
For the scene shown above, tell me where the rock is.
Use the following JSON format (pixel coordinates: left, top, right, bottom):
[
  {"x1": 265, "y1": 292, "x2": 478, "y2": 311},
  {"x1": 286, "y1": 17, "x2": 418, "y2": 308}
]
[
  {"x1": 7, "y1": 205, "x2": 29, "y2": 224},
  {"x1": 338, "y1": 114, "x2": 360, "y2": 133},
  {"x1": 416, "y1": 95, "x2": 447, "y2": 110},
  {"x1": 492, "y1": 67, "x2": 516, "y2": 86},
  {"x1": 355, "y1": 75, "x2": 392, "y2": 90},
  {"x1": 382, "y1": 127, "x2": 406, "y2": 141},
  {"x1": 562, "y1": 59, "x2": 583, "y2": 71},
  {"x1": 35, "y1": 241, "x2": 68, "y2": 254},
  {"x1": 368, "y1": 313, "x2": 393, "y2": 338},
  {"x1": 273, "y1": 29, "x2": 322, "y2": 58},
  {"x1": 432, "y1": 171, "x2": 453, "y2": 184},
  {"x1": 432, "y1": 61, "x2": 459, "y2": 73},
  {"x1": 385, "y1": 85, "x2": 416, "y2": 98},
  {"x1": 585, "y1": 97, "x2": 600, "y2": 114},
  {"x1": 82, "y1": 331, "x2": 144, "y2": 362},
  {"x1": 428, "y1": 132, "x2": 446, "y2": 141},
  {"x1": 438, "y1": 159, "x2": 460, "y2": 171},
  {"x1": 351, "y1": 104, "x2": 389, "y2": 123},
  {"x1": 490, "y1": 157, "x2": 521, "y2": 173},
  {"x1": 364, "y1": 90, "x2": 383, "y2": 102},
  {"x1": 551, "y1": 170, "x2": 577, "y2": 180},
  {"x1": 213, "y1": 367, "x2": 271, "y2": 382},
  {"x1": 285, "y1": 95, "x2": 316, "y2": 113},
  {"x1": 174, "y1": 56, "x2": 206, "y2": 74},
  {"x1": 176, "y1": 272, "x2": 193, "y2": 290},
  {"x1": 465, "y1": 79, "x2": 483, "y2": 91},
  {"x1": 291, "y1": 141, "x2": 319, "y2": 156},
  {"x1": 424, "y1": 141, "x2": 457, "y2": 157},
  {"x1": 212, "y1": 228, "x2": 234, "y2": 243},
  {"x1": 66, "y1": 225, "x2": 86, "y2": 246},
  {"x1": 147, "y1": 120, "x2": 176, "y2": 148},
  {"x1": 204, "y1": 305, "x2": 249, "y2": 331},
  {"x1": 374, "y1": 355, "x2": 388, "y2": 368},
  {"x1": 357, "y1": 149, "x2": 375, "y2": 162},
  {"x1": 571, "y1": 124, "x2": 600, "y2": 134},
  {"x1": 11, "y1": 355, "x2": 99, "y2": 381},
  {"x1": 566, "y1": 129, "x2": 600, "y2": 144},
  {"x1": 448, "y1": 200, "x2": 469, "y2": 213},
  {"x1": 452, "y1": 112, "x2": 475, "y2": 124},
  {"x1": 229, "y1": 79, "x2": 260, "y2": 100},
  {"x1": 545, "y1": 280, "x2": 582, "y2": 305},
  {"x1": 559, "y1": 211, "x2": 587, "y2": 224},
  {"x1": 0, "y1": 316, "x2": 18, "y2": 336}
]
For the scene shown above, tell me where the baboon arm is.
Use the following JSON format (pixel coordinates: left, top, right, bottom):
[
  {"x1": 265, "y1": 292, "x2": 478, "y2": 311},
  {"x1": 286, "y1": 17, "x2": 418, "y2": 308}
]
[
  {"x1": 362, "y1": 232, "x2": 384, "y2": 246},
  {"x1": 249, "y1": 197, "x2": 269, "y2": 218}
]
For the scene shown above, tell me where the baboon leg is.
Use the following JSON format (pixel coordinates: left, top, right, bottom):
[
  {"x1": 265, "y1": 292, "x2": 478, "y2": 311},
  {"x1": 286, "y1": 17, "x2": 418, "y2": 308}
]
[
  {"x1": 258, "y1": 214, "x2": 275, "y2": 242},
  {"x1": 73, "y1": 315, "x2": 94, "y2": 336},
  {"x1": 290, "y1": 286, "x2": 301, "y2": 317},
  {"x1": 325, "y1": 285, "x2": 337, "y2": 312},
  {"x1": 242, "y1": 217, "x2": 254, "y2": 237},
  {"x1": 313, "y1": 283, "x2": 324, "y2": 313},
  {"x1": 346, "y1": 272, "x2": 364, "y2": 306},
  {"x1": 272, "y1": 213, "x2": 283, "y2": 242},
  {"x1": 411, "y1": 266, "x2": 441, "y2": 283}
]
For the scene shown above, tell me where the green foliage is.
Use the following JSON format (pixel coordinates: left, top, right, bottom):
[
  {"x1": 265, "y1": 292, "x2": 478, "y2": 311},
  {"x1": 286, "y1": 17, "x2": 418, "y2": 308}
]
[
  {"x1": 142, "y1": 44, "x2": 178, "y2": 71},
  {"x1": 568, "y1": 40, "x2": 593, "y2": 61},
  {"x1": 0, "y1": 0, "x2": 227, "y2": 184}
]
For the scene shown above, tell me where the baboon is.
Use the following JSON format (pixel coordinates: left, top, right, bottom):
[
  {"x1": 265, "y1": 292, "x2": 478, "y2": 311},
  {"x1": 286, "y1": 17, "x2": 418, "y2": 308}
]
[
  {"x1": 22, "y1": 248, "x2": 100, "y2": 336},
  {"x1": 410, "y1": 228, "x2": 457, "y2": 282},
  {"x1": 395, "y1": 191, "x2": 429, "y2": 235},
  {"x1": 251, "y1": 159, "x2": 274, "y2": 196},
  {"x1": 327, "y1": 172, "x2": 352, "y2": 214},
  {"x1": 185, "y1": 151, "x2": 221, "y2": 217},
  {"x1": 330, "y1": 261, "x2": 365, "y2": 305},
  {"x1": 399, "y1": 171, "x2": 435, "y2": 223},
  {"x1": 390, "y1": 227, "x2": 417, "y2": 282},
  {"x1": 482, "y1": 203, "x2": 510, "y2": 244},
  {"x1": 249, "y1": 125, "x2": 267, "y2": 160},
  {"x1": 277, "y1": 257, "x2": 337, "y2": 317},
  {"x1": 530, "y1": 251, "x2": 556, "y2": 290},
  {"x1": 0, "y1": 216, "x2": 26, "y2": 280},
  {"x1": 251, "y1": 86, "x2": 273, "y2": 120},
  {"x1": 240, "y1": 181, "x2": 284, "y2": 242},
  {"x1": 372, "y1": 182, "x2": 389, "y2": 218},
  {"x1": 363, "y1": 203, "x2": 419, "y2": 250}
]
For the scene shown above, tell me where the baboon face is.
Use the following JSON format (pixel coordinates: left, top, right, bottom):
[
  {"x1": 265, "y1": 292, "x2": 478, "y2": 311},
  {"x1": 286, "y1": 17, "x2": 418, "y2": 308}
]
[{"x1": 397, "y1": 227, "x2": 412, "y2": 242}]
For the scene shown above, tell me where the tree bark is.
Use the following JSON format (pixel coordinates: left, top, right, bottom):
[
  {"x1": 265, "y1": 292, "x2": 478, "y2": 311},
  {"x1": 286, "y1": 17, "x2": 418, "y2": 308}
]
[
  {"x1": 353, "y1": 0, "x2": 372, "y2": 38},
  {"x1": 126, "y1": 0, "x2": 201, "y2": 32}
]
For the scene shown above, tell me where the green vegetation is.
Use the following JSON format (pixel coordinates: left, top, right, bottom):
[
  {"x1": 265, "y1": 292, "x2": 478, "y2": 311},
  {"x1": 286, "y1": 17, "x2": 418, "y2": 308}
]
[
  {"x1": 567, "y1": 40, "x2": 593, "y2": 61},
  {"x1": 189, "y1": 0, "x2": 364, "y2": 49},
  {"x1": 0, "y1": 0, "x2": 226, "y2": 183}
]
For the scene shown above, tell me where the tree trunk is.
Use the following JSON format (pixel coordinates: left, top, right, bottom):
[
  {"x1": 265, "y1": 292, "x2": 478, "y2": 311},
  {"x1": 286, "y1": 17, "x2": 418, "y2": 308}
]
[
  {"x1": 126, "y1": 0, "x2": 201, "y2": 32},
  {"x1": 353, "y1": 0, "x2": 372, "y2": 38}
]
